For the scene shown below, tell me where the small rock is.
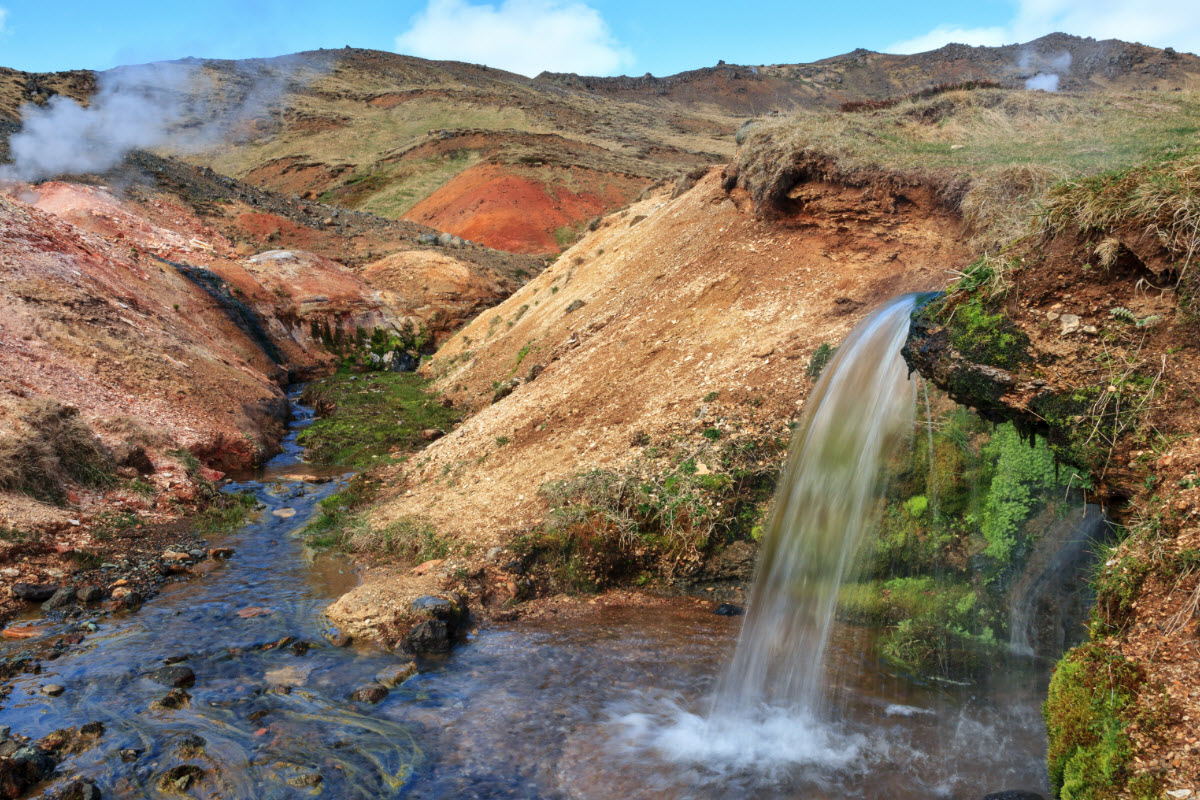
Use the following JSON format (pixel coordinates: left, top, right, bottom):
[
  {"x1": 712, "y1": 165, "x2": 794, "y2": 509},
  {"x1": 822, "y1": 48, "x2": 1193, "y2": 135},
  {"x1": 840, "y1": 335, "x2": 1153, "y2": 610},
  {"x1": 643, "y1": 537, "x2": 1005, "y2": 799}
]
[
  {"x1": 403, "y1": 619, "x2": 451, "y2": 655},
  {"x1": 188, "y1": 549, "x2": 206, "y2": 560},
  {"x1": 272, "y1": 508, "x2": 297, "y2": 519},
  {"x1": 714, "y1": 603, "x2": 745, "y2": 616},
  {"x1": 326, "y1": 631, "x2": 353, "y2": 647},
  {"x1": 41, "y1": 586, "x2": 77, "y2": 611},
  {"x1": 411, "y1": 559, "x2": 444, "y2": 577},
  {"x1": 150, "y1": 688, "x2": 191, "y2": 710},
  {"x1": 157, "y1": 765, "x2": 204, "y2": 793},
  {"x1": 351, "y1": 683, "x2": 389, "y2": 703},
  {"x1": 286, "y1": 770, "x2": 323, "y2": 788},
  {"x1": 1059, "y1": 314, "x2": 1082, "y2": 335},
  {"x1": 110, "y1": 587, "x2": 139, "y2": 604},
  {"x1": 420, "y1": 428, "x2": 444, "y2": 442},
  {"x1": 147, "y1": 665, "x2": 195, "y2": 688},
  {"x1": 12, "y1": 583, "x2": 58, "y2": 602},
  {"x1": 161, "y1": 550, "x2": 190, "y2": 562},
  {"x1": 376, "y1": 662, "x2": 418, "y2": 687},
  {"x1": 237, "y1": 606, "x2": 273, "y2": 618},
  {"x1": 79, "y1": 721, "x2": 104, "y2": 737},
  {"x1": 410, "y1": 595, "x2": 455, "y2": 618},
  {"x1": 119, "y1": 748, "x2": 143, "y2": 762},
  {"x1": 209, "y1": 547, "x2": 235, "y2": 559},
  {"x1": 58, "y1": 779, "x2": 103, "y2": 800},
  {"x1": 77, "y1": 585, "x2": 105, "y2": 603},
  {"x1": 41, "y1": 683, "x2": 65, "y2": 697}
]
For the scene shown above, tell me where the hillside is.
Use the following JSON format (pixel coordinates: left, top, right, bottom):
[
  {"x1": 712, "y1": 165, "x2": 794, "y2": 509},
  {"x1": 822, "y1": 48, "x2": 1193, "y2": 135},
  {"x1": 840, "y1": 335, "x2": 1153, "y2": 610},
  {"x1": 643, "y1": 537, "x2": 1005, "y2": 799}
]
[{"x1": 4, "y1": 34, "x2": 1198, "y2": 259}]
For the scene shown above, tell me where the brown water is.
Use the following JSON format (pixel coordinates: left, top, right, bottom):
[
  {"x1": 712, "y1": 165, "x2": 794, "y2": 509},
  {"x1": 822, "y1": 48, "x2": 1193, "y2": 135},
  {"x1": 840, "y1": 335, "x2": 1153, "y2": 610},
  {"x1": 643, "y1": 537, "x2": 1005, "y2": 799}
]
[{"x1": 0, "y1": 387, "x2": 1052, "y2": 799}]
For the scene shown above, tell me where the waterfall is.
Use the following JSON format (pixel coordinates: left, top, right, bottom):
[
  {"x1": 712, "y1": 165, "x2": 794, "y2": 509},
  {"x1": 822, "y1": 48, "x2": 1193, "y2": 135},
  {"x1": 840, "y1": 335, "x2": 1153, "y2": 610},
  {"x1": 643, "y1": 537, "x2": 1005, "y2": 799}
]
[{"x1": 712, "y1": 294, "x2": 921, "y2": 718}]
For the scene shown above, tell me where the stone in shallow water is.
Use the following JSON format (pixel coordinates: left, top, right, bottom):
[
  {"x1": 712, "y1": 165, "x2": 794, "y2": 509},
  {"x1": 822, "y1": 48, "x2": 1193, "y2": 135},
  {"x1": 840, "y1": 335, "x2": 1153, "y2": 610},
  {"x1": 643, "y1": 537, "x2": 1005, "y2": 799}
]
[
  {"x1": 351, "y1": 683, "x2": 389, "y2": 704},
  {"x1": 403, "y1": 619, "x2": 451, "y2": 655},
  {"x1": 41, "y1": 586, "x2": 76, "y2": 611},
  {"x1": 77, "y1": 585, "x2": 104, "y2": 603},
  {"x1": 376, "y1": 662, "x2": 417, "y2": 687},
  {"x1": 41, "y1": 683, "x2": 65, "y2": 697},
  {"x1": 714, "y1": 603, "x2": 744, "y2": 616},
  {"x1": 147, "y1": 665, "x2": 195, "y2": 688}
]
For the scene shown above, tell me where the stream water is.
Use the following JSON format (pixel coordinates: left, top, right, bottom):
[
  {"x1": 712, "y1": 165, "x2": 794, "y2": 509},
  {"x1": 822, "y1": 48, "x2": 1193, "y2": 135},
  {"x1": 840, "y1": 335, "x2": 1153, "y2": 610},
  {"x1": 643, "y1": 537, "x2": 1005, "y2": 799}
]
[{"x1": 0, "y1": 384, "x2": 1056, "y2": 798}]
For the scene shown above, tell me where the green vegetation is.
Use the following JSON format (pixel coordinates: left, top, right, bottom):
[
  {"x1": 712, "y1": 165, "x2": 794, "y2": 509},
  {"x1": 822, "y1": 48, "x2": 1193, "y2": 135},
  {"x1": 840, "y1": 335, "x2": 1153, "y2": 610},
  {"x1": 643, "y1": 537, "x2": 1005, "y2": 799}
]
[
  {"x1": 297, "y1": 372, "x2": 459, "y2": 467},
  {"x1": 844, "y1": 400, "x2": 1066, "y2": 680},
  {"x1": 305, "y1": 474, "x2": 450, "y2": 562},
  {"x1": 193, "y1": 491, "x2": 259, "y2": 534},
  {"x1": 0, "y1": 399, "x2": 115, "y2": 503},
  {"x1": 805, "y1": 343, "x2": 837, "y2": 380},
  {"x1": 516, "y1": 435, "x2": 784, "y2": 593},
  {"x1": 1043, "y1": 644, "x2": 1147, "y2": 800}
]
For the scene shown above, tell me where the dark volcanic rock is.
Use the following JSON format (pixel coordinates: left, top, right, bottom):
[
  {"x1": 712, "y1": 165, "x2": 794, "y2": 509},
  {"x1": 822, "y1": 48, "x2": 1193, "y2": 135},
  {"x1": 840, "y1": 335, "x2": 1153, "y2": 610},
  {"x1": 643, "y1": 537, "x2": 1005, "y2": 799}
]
[
  {"x1": 402, "y1": 619, "x2": 451, "y2": 655},
  {"x1": 351, "y1": 683, "x2": 389, "y2": 704},
  {"x1": 11, "y1": 583, "x2": 58, "y2": 602},
  {"x1": 714, "y1": 603, "x2": 745, "y2": 616},
  {"x1": 409, "y1": 595, "x2": 455, "y2": 618},
  {"x1": 56, "y1": 779, "x2": 103, "y2": 800},
  {"x1": 147, "y1": 665, "x2": 195, "y2": 688},
  {"x1": 41, "y1": 586, "x2": 76, "y2": 611}
]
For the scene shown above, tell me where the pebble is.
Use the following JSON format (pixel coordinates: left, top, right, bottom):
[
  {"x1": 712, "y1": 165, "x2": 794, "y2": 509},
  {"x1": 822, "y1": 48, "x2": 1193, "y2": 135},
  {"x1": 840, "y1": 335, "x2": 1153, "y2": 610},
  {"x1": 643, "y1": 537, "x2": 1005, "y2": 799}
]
[
  {"x1": 147, "y1": 665, "x2": 196, "y2": 688},
  {"x1": 351, "y1": 683, "x2": 389, "y2": 704},
  {"x1": 41, "y1": 684, "x2": 65, "y2": 697}
]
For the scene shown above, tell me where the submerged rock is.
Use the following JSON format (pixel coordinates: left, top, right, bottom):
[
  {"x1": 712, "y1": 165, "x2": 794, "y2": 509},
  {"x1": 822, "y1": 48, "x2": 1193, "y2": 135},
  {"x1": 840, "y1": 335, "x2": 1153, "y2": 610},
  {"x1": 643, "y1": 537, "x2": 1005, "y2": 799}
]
[
  {"x1": 376, "y1": 662, "x2": 417, "y2": 687},
  {"x1": 714, "y1": 603, "x2": 745, "y2": 616},
  {"x1": 351, "y1": 683, "x2": 389, "y2": 704},
  {"x1": 56, "y1": 779, "x2": 102, "y2": 800},
  {"x1": 41, "y1": 683, "x2": 65, "y2": 697},
  {"x1": 148, "y1": 665, "x2": 195, "y2": 688}
]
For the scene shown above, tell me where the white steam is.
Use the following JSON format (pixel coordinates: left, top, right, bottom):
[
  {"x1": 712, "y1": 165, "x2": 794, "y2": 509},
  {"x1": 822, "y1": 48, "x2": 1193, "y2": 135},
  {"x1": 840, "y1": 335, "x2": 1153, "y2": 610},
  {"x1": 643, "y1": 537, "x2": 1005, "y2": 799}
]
[
  {"x1": 1025, "y1": 72, "x2": 1061, "y2": 91},
  {"x1": 1021, "y1": 50, "x2": 1071, "y2": 92},
  {"x1": 1, "y1": 58, "x2": 319, "y2": 184}
]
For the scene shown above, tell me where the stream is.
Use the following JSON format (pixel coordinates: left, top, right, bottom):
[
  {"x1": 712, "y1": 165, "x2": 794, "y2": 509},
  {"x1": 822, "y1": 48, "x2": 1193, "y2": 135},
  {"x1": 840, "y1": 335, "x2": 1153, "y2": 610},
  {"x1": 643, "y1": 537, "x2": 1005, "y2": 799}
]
[{"x1": 0, "y1": 388, "x2": 1054, "y2": 799}]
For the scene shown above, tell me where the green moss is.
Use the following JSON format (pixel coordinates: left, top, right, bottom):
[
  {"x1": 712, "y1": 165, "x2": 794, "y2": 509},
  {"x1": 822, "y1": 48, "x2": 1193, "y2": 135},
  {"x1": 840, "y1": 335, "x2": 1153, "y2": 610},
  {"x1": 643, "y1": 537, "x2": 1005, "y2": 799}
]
[
  {"x1": 1044, "y1": 643, "x2": 1141, "y2": 799},
  {"x1": 805, "y1": 343, "x2": 836, "y2": 380},
  {"x1": 947, "y1": 297, "x2": 1031, "y2": 370},
  {"x1": 297, "y1": 372, "x2": 459, "y2": 467}
]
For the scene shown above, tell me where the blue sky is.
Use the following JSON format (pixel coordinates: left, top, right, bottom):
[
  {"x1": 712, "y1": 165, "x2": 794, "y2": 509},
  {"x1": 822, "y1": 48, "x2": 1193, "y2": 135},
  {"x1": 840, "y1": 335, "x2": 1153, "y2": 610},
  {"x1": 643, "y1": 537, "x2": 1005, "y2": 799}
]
[{"x1": 0, "y1": 0, "x2": 1196, "y2": 76}]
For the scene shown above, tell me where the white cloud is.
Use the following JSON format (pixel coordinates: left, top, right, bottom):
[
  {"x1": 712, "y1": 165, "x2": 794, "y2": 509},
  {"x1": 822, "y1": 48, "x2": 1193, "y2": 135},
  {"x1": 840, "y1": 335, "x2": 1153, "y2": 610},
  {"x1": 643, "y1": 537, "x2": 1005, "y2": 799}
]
[
  {"x1": 0, "y1": 8, "x2": 8, "y2": 35},
  {"x1": 887, "y1": 25, "x2": 1011, "y2": 54},
  {"x1": 887, "y1": 0, "x2": 1200, "y2": 56},
  {"x1": 395, "y1": 0, "x2": 634, "y2": 77}
]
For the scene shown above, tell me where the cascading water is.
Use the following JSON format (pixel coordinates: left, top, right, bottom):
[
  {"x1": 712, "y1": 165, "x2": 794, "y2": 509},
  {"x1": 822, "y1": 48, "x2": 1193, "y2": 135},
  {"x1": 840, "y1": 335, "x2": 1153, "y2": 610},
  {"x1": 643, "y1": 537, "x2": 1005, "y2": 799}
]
[{"x1": 712, "y1": 294, "x2": 922, "y2": 718}]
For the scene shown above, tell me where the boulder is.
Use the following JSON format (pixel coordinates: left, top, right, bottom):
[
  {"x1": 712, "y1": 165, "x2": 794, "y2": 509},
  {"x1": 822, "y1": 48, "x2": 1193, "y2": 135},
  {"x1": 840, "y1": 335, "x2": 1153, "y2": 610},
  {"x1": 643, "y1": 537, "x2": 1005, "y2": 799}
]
[
  {"x1": 41, "y1": 586, "x2": 77, "y2": 611},
  {"x1": 77, "y1": 585, "x2": 105, "y2": 603},
  {"x1": 12, "y1": 583, "x2": 58, "y2": 602},
  {"x1": 402, "y1": 619, "x2": 451, "y2": 655}
]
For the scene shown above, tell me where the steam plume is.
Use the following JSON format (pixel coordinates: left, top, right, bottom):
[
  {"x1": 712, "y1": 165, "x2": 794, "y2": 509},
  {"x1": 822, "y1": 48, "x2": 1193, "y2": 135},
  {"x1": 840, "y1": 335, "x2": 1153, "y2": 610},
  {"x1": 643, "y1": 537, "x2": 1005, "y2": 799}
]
[
  {"x1": 1021, "y1": 50, "x2": 1071, "y2": 92},
  {"x1": 0, "y1": 56, "x2": 322, "y2": 184}
]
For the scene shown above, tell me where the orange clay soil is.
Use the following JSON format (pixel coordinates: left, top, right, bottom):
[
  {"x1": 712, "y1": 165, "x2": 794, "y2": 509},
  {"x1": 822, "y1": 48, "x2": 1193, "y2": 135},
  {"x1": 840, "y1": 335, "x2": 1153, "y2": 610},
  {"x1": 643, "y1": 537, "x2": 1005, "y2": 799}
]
[
  {"x1": 324, "y1": 168, "x2": 970, "y2": 639},
  {"x1": 404, "y1": 163, "x2": 648, "y2": 253}
]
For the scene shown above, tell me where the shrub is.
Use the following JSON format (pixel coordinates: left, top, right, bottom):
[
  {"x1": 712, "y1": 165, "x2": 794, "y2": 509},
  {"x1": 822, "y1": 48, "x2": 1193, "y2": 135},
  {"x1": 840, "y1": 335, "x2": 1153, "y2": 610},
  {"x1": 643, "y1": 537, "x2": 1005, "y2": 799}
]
[{"x1": 0, "y1": 399, "x2": 114, "y2": 501}]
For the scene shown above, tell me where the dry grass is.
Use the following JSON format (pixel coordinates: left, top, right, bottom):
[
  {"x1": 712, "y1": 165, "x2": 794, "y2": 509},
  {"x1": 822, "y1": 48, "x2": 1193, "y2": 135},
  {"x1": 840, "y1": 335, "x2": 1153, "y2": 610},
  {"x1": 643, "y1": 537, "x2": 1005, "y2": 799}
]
[
  {"x1": 0, "y1": 399, "x2": 114, "y2": 501},
  {"x1": 733, "y1": 88, "x2": 1200, "y2": 252}
]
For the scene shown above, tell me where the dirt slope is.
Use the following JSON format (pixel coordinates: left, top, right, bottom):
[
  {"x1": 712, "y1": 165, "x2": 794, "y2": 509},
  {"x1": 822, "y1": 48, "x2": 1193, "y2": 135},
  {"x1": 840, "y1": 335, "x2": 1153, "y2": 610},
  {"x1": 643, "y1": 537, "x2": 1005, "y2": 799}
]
[
  {"x1": 325, "y1": 168, "x2": 969, "y2": 637},
  {"x1": 9, "y1": 34, "x2": 1194, "y2": 259}
]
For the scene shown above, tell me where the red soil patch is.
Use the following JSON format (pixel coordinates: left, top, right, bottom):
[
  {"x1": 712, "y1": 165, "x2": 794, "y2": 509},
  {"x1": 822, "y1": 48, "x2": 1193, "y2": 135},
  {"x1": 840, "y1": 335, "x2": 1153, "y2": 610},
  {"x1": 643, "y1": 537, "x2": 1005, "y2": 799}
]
[{"x1": 404, "y1": 163, "x2": 647, "y2": 253}]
